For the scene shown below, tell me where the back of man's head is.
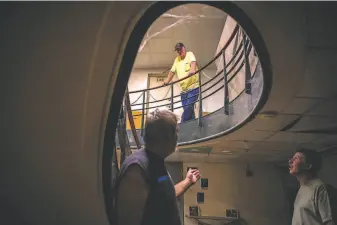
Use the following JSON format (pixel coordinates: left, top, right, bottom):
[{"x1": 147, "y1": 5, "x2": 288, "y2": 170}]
[
  {"x1": 144, "y1": 109, "x2": 178, "y2": 156},
  {"x1": 296, "y1": 149, "x2": 322, "y2": 174}
]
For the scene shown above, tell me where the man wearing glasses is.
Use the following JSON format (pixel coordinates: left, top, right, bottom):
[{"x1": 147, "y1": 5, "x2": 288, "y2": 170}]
[{"x1": 164, "y1": 42, "x2": 200, "y2": 122}]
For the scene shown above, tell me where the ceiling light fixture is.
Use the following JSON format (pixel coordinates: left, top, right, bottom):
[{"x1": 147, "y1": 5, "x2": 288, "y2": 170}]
[
  {"x1": 258, "y1": 110, "x2": 278, "y2": 119},
  {"x1": 221, "y1": 150, "x2": 233, "y2": 154}
]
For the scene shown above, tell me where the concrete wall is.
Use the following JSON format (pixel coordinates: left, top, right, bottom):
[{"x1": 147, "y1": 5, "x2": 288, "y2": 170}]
[
  {"x1": 320, "y1": 154, "x2": 337, "y2": 188},
  {"x1": 182, "y1": 162, "x2": 287, "y2": 225},
  {"x1": 0, "y1": 2, "x2": 153, "y2": 225},
  {"x1": 214, "y1": 15, "x2": 259, "y2": 102},
  {"x1": 182, "y1": 156, "x2": 337, "y2": 225}
]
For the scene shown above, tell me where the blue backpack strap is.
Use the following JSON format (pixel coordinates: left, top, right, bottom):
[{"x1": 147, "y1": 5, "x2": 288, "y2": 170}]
[{"x1": 157, "y1": 175, "x2": 169, "y2": 183}]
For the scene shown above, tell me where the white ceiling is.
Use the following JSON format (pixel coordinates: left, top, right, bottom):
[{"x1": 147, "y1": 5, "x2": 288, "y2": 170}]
[{"x1": 133, "y1": 4, "x2": 227, "y2": 69}]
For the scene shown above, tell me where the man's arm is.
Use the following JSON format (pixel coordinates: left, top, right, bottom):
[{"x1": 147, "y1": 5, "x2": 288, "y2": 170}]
[
  {"x1": 188, "y1": 61, "x2": 197, "y2": 76},
  {"x1": 164, "y1": 59, "x2": 176, "y2": 85},
  {"x1": 174, "y1": 169, "x2": 200, "y2": 198},
  {"x1": 317, "y1": 185, "x2": 335, "y2": 225},
  {"x1": 164, "y1": 70, "x2": 175, "y2": 85},
  {"x1": 175, "y1": 179, "x2": 192, "y2": 198},
  {"x1": 117, "y1": 165, "x2": 149, "y2": 225},
  {"x1": 187, "y1": 52, "x2": 197, "y2": 76}
]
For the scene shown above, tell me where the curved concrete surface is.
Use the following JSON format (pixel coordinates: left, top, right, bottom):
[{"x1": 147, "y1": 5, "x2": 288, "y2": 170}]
[{"x1": 0, "y1": 2, "x2": 307, "y2": 225}]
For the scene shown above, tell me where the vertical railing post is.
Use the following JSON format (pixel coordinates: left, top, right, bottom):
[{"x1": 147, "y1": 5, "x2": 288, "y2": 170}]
[
  {"x1": 198, "y1": 72, "x2": 203, "y2": 127},
  {"x1": 243, "y1": 31, "x2": 252, "y2": 95},
  {"x1": 222, "y1": 49, "x2": 229, "y2": 115},
  {"x1": 140, "y1": 90, "x2": 146, "y2": 137},
  {"x1": 125, "y1": 87, "x2": 141, "y2": 149},
  {"x1": 170, "y1": 84, "x2": 174, "y2": 112}
]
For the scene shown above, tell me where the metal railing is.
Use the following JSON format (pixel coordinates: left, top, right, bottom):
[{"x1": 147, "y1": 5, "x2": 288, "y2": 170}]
[{"x1": 126, "y1": 24, "x2": 259, "y2": 137}]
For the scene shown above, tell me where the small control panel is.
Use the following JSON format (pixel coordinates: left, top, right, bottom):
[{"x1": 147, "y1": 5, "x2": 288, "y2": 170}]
[
  {"x1": 225, "y1": 209, "x2": 239, "y2": 219},
  {"x1": 197, "y1": 192, "x2": 204, "y2": 204},
  {"x1": 189, "y1": 206, "x2": 199, "y2": 216},
  {"x1": 200, "y1": 178, "x2": 208, "y2": 189}
]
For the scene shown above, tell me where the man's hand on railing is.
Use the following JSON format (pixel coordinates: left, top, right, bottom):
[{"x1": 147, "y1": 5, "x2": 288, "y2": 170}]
[{"x1": 163, "y1": 81, "x2": 169, "y2": 86}]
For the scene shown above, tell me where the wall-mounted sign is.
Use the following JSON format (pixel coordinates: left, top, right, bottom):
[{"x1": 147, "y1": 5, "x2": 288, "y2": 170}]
[
  {"x1": 225, "y1": 209, "x2": 239, "y2": 219},
  {"x1": 200, "y1": 178, "x2": 208, "y2": 189},
  {"x1": 189, "y1": 206, "x2": 199, "y2": 216},
  {"x1": 197, "y1": 192, "x2": 204, "y2": 204}
]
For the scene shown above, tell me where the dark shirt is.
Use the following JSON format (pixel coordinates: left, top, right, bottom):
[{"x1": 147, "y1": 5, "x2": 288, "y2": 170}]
[{"x1": 116, "y1": 149, "x2": 181, "y2": 225}]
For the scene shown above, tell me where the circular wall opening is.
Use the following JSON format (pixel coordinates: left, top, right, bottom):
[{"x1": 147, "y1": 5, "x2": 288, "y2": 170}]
[{"x1": 102, "y1": 2, "x2": 272, "y2": 224}]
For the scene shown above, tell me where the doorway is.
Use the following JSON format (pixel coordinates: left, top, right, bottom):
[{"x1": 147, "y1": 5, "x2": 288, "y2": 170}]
[{"x1": 146, "y1": 73, "x2": 184, "y2": 118}]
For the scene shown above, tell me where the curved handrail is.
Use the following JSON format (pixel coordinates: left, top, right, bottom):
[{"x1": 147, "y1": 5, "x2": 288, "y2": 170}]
[
  {"x1": 122, "y1": 23, "x2": 261, "y2": 141},
  {"x1": 115, "y1": 59, "x2": 263, "y2": 149},
  {"x1": 191, "y1": 59, "x2": 260, "y2": 120},
  {"x1": 126, "y1": 58, "x2": 260, "y2": 119},
  {"x1": 130, "y1": 39, "x2": 249, "y2": 107},
  {"x1": 131, "y1": 52, "x2": 247, "y2": 112},
  {"x1": 178, "y1": 67, "x2": 263, "y2": 146},
  {"x1": 130, "y1": 42, "x2": 253, "y2": 113},
  {"x1": 128, "y1": 24, "x2": 240, "y2": 94}
]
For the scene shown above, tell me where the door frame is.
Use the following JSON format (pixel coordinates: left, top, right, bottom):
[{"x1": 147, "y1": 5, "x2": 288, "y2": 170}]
[{"x1": 146, "y1": 72, "x2": 169, "y2": 116}]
